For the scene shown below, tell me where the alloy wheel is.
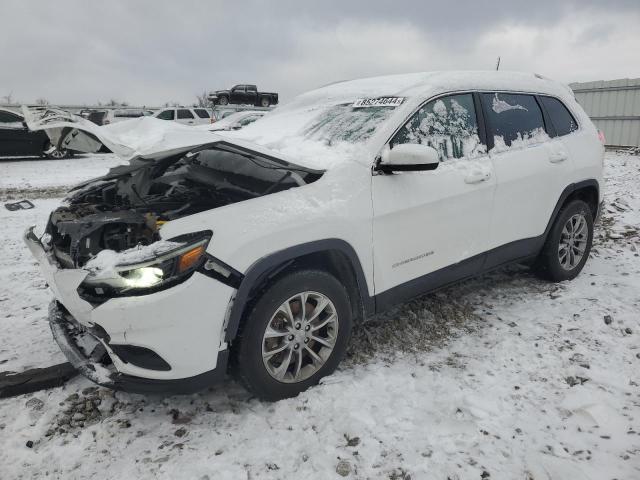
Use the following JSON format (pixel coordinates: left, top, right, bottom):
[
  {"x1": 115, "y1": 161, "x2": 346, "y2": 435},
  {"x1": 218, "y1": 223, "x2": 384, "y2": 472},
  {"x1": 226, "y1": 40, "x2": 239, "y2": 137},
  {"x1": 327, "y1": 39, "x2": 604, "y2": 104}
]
[
  {"x1": 558, "y1": 213, "x2": 588, "y2": 270},
  {"x1": 262, "y1": 291, "x2": 339, "y2": 383},
  {"x1": 49, "y1": 148, "x2": 67, "y2": 159}
]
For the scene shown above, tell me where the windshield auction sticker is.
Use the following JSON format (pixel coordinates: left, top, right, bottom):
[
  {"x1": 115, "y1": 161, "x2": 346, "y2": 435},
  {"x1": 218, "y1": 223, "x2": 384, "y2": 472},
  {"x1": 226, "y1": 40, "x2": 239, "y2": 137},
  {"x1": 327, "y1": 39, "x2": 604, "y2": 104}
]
[{"x1": 352, "y1": 97, "x2": 405, "y2": 108}]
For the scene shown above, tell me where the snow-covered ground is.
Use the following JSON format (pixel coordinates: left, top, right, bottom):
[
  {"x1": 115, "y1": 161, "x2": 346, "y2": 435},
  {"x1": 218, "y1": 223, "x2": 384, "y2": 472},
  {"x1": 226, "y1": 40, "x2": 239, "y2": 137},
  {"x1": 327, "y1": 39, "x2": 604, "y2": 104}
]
[{"x1": 0, "y1": 152, "x2": 638, "y2": 479}]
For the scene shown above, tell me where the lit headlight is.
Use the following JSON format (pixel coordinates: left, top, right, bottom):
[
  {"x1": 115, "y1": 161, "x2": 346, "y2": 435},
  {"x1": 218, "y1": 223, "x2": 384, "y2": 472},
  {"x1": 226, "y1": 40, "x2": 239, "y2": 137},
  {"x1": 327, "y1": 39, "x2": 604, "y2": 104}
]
[{"x1": 80, "y1": 232, "x2": 211, "y2": 298}]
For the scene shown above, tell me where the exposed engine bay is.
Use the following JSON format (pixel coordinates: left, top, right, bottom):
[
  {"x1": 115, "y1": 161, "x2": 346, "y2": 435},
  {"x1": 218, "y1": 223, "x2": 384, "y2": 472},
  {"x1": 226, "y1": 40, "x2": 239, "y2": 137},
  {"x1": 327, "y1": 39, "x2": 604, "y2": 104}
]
[{"x1": 46, "y1": 143, "x2": 323, "y2": 268}]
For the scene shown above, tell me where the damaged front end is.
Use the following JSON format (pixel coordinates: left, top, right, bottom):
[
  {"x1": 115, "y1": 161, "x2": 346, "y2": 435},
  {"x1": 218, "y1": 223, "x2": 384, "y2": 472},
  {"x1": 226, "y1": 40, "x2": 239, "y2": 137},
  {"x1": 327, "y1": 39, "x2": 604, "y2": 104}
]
[
  {"x1": 26, "y1": 139, "x2": 323, "y2": 393},
  {"x1": 46, "y1": 141, "x2": 322, "y2": 279}
]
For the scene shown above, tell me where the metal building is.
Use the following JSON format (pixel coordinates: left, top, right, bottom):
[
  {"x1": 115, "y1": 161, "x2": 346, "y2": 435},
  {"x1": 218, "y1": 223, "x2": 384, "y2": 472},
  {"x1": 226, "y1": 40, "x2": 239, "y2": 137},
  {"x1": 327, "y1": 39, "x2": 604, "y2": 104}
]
[{"x1": 569, "y1": 78, "x2": 640, "y2": 147}]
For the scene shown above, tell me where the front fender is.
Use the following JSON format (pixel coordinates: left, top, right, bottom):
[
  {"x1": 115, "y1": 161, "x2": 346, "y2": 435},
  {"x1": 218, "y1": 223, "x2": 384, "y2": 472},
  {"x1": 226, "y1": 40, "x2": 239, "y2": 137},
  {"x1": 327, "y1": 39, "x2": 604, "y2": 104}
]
[{"x1": 223, "y1": 238, "x2": 374, "y2": 342}]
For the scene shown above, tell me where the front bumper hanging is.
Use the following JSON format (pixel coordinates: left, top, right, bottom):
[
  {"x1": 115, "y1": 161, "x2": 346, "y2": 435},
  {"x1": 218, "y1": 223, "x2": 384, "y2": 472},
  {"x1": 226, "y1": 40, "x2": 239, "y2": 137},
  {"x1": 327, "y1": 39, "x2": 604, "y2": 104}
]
[{"x1": 49, "y1": 301, "x2": 229, "y2": 394}]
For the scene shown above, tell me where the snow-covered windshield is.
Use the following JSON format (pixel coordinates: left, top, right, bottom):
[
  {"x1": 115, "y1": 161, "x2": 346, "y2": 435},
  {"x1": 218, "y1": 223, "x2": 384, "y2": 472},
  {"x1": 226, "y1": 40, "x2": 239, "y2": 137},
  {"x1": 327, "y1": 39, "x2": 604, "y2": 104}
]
[{"x1": 302, "y1": 104, "x2": 396, "y2": 145}]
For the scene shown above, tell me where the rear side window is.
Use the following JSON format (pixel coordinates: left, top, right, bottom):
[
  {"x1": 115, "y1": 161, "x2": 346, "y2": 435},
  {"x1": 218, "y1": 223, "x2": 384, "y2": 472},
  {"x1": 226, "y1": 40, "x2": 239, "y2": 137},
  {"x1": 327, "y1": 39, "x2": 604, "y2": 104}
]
[
  {"x1": 0, "y1": 111, "x2": 22, "y2": 123},
  {"x1": 157, "y1": 110, "x2": 175, "y2": 120},
  {"x1": 391, "y1": 93, "x2": 485, "y2": 161},
  {"x1": 177, "y1": 109, "x2": 194, "y2": 119},
  {"x1": 194, "y1": 109, "x2": 210, "y2": 119},
  {"x1": 539, "y1": 96, "x2": 578, "y2": 137},
  {"x1": 482, "y1": 93, "x2": 546, "y2": 148}
]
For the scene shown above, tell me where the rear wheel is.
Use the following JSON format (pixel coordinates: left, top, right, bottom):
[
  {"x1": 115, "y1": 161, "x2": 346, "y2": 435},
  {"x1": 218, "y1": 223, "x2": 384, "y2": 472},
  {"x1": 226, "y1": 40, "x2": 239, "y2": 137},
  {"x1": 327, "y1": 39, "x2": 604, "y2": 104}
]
[
  {"x1": 260, "y1": 97, "x2": 270, "y2": 108},
  {"x1": 534, "y1": 199, "x2": 593, "y2": 281},
  {"x1": 46, "y1": 146, "x2": 71, "y2": 159},
  {"x1": 235, "y1": 270, "x2": 352, "y2": 401}
]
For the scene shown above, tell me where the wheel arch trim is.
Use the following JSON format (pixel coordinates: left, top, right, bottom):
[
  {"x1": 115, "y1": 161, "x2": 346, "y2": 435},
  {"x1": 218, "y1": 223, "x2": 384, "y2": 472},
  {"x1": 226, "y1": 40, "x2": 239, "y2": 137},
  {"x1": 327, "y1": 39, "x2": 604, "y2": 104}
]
[
  {"x1": 224, "y1": 239, "x2": 373, "y2": 342},
  {"x1": 544, "y1": 179, "x2": 599, "y2": 240}
]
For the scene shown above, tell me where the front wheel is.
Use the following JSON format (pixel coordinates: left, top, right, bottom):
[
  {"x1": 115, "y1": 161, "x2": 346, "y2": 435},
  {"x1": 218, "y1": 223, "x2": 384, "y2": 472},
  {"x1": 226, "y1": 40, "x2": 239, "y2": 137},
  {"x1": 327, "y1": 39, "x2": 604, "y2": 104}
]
[
  {"x1": 534, "y1": 199, "x2": 594, "y2": 281},
  {"x1": 235, "y1": 270, "x2": 352, "y2": 401},
  {"x1": 217, "y1": 96, "x2": 229, "y2": 106}
]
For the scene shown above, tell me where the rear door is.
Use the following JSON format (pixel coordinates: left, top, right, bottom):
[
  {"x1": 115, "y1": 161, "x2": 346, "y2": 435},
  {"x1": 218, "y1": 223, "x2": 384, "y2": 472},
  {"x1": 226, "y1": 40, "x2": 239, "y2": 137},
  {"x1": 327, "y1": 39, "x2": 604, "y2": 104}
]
[
  {"x1": 481, "y1": 92, "x2": 574, "y2": 262},
  {"x1": 176, "y1": 109, "x2": 196, "y2": 125},
  {"x1": 0, "y1": 110, "x2": 42, "y2": 156},
  {"x1": 372, "y1": 93, "x2": 496, "y2": 305},
  {"x1": 246, "y1": 85, "x2": 258, "y2": 104}
]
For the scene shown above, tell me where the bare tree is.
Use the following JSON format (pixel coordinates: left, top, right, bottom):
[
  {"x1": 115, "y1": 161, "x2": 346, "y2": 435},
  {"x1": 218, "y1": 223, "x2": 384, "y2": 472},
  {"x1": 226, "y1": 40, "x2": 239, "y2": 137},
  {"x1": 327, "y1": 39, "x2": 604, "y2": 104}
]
[
  {"x1": 195, "y1": 91, "x2": 210, "y2": 107},
  {"x1": 105, "y1": 99, "x2": 129, "y2": 107},
  {"x1": 1, "y1": 92, "x2": 14, "y2": 104},
  {"x1": 35, "y1": 97, "x2": 49, "y2": 106}
]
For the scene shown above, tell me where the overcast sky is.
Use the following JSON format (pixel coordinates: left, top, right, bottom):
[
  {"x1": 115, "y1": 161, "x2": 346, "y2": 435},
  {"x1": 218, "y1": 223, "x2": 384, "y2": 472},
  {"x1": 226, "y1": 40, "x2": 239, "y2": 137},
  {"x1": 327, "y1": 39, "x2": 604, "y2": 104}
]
[{"x1": 2, "y1": 0, "x2": 639, "y2": 106}]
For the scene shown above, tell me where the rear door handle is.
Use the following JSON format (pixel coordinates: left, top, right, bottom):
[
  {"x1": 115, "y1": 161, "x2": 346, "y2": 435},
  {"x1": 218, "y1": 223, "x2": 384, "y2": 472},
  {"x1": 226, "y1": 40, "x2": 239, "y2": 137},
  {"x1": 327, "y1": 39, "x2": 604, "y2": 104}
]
[
  {"x1": 464, "y1": 171, "x2": 491, "y2": 184},
  {"x1": 549, "y1": 152, "x2": 568, "y2": 163}
]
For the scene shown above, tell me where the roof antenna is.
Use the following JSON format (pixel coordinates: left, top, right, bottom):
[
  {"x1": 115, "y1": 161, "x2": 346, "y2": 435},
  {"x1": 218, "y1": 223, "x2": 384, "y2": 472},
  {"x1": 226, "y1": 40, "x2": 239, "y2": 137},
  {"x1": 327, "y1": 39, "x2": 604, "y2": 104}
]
[{"x1": 495, "y1": 56, "x2": 501, "y2": 71}]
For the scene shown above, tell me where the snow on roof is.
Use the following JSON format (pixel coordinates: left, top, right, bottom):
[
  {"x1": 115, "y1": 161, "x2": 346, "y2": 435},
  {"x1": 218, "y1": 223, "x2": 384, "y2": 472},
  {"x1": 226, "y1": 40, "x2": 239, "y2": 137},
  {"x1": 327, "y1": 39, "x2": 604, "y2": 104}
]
[
  {"x1": 269, "y1": 71, "x2": 574, "y2": 111},
  {"x1": 228, "y1": 70, "x2": 575, "y2": 168}
]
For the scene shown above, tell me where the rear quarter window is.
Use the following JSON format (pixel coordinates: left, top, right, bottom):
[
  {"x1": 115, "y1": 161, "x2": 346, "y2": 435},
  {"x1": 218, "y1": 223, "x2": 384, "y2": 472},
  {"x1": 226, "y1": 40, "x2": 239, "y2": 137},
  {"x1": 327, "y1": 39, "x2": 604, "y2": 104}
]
[
  {"x1": 482, "y1": 93, "x2": 547, "y2": 148},
  {"x1": 177, "y1": 109, "x2": 195, "y2": 119},
  {"x1": 539, "y1": 96, "x2": 578, "y2": 137},
  {"x1": 194, "y1": 109, "x2": 210, "y2": 119}
]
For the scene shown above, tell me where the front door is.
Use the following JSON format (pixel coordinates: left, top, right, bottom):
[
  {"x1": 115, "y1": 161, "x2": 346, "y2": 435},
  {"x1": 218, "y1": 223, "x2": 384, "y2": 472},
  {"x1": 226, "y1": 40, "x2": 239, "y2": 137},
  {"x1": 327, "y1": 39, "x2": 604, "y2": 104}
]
[{"x1": 372, "y1": 93, "x2": 496, "y2": 307}]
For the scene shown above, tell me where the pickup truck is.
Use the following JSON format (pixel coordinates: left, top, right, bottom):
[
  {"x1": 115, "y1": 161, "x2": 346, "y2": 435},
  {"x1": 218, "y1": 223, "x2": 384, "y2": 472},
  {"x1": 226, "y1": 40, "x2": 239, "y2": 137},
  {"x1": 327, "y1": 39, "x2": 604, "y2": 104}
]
[{"x1": 210, "y1": 85, "x2": 278, "y2": 107}]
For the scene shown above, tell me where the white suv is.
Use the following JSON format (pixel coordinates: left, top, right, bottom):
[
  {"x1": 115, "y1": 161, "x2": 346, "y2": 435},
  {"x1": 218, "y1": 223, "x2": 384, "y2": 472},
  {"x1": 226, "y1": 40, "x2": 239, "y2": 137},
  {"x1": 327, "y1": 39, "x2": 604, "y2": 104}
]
[
  {"x1": 154, "y1": 107, "x2": 212, "y2": 125},
  {"x1": 24, "y1": 72, "x2": 604, "y2": 400}
]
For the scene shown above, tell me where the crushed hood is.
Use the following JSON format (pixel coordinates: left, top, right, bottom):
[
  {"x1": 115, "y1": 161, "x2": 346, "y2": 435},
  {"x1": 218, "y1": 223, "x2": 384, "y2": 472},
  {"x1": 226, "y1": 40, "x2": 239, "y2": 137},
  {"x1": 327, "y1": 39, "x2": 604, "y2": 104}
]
[{"x1": 21, "y1": 106, "x2": 319, "y2": 169}]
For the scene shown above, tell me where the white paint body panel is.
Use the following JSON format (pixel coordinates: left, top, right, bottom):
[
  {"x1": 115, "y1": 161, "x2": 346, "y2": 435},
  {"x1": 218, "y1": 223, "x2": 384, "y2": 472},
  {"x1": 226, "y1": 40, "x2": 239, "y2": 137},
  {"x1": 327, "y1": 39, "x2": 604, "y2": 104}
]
[
  {"x1": 25, "y1": 71, "x2": 604, "y2": 383},
  {"x1": 372, "y1": 156, "x2": 495, "y2": 293}
]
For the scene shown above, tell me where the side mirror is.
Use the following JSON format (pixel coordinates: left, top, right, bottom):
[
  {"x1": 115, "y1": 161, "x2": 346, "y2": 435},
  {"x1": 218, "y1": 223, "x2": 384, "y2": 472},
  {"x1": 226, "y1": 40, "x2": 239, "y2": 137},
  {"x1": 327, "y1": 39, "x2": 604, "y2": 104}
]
[{"x1": 378, "y1": 144, "x2": 440, "y2": 173}]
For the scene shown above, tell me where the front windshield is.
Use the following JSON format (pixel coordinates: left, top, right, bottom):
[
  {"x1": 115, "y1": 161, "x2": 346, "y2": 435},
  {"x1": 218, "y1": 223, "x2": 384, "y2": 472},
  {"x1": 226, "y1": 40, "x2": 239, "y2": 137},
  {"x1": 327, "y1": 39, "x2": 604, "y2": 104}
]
[{"x1": 302, "y1": 104, "x2": 396, "y2": 145}]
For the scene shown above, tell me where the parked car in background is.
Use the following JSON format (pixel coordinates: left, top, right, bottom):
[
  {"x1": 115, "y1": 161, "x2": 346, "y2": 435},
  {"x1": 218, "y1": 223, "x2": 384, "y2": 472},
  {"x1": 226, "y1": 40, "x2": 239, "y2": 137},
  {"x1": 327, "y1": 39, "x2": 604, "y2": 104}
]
[
  {"x1": 80, "y1": 108, "x2": 154, "y2": 126},
  {"x1": 210, "y1": 85, "x2": 278, "y2": 107},
  {"x1": 205, "y1": 111, "x2": 265, "y2": 131},
  {"x1": 154, "y1": 107, "x2": 212, "y2": 125},
  {"x1": 24, "y1": 71, "x2": 603, "y2": 401},
  {"x1": 0, "y1": 107, "x2": 71, "y2": 158}
]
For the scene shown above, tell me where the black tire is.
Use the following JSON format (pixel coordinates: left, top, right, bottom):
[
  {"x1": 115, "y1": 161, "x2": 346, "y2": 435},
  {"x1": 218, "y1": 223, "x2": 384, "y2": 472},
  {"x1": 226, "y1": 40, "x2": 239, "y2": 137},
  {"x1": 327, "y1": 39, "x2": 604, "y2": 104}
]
[
  {"x1": 534, "y1": 199, "x2": 594, "y2": 281},
  {"x1": 235, "y1": 269, "x2": 352, "y2": 401},
  {"x1": 260, "y1": 97, "x2": 270, "y2": 108},
  {"x1": 217, "y1": 95, "x2": 229, "y2": 106}
]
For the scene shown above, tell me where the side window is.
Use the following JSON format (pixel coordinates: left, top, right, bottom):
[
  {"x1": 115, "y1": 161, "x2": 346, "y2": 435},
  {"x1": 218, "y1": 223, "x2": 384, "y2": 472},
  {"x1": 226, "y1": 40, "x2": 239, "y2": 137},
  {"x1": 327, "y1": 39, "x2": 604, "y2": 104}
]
[
  {"x1": 157, "y1": 110, "x2": 175, "y2": 120},
  {"x1": 177, "y1": 109, "x2": 194, "y2": 119},
  {"x1": 0, "y1": 110, "x2": 22, "y2": 123},
  {"x1": 539, "y1": 96, "x2": 578, "y2": 137},
  {"x1": 482, "y1": 93, "x2": 546, "y2": 148},
  {"x1": 391, "y1": 93, "x2": 484, "y2": 161},
  {"x1": 194, "y1": 109, "x2": 210, "y2": 119}
]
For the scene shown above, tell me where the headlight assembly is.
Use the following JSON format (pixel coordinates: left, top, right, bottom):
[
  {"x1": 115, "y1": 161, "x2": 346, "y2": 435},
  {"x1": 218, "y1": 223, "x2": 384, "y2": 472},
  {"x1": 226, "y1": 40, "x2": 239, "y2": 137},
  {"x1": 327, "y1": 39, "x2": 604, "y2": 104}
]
[{"x1": 80, "y1": 232, "x2": 211, "y2": 298}]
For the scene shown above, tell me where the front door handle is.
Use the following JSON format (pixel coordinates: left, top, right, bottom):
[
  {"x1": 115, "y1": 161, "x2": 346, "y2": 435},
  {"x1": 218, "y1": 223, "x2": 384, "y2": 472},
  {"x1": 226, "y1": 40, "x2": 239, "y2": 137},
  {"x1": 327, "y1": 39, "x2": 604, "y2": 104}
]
[
  {"x1": 549, "y1": 152, "x2": 568, "y2": 163},
  {"x1": 464, "y1": 171, "x2": 491, "y2": 184}
]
